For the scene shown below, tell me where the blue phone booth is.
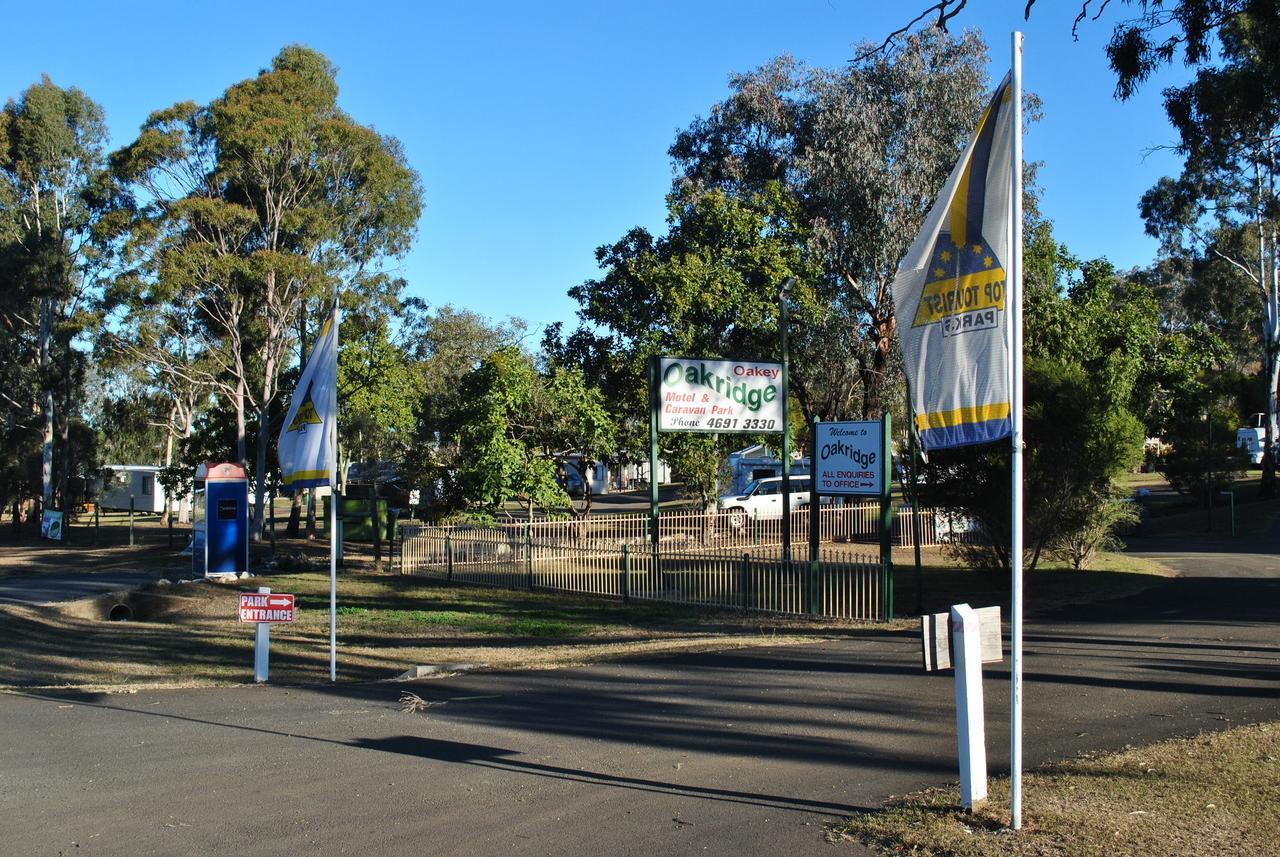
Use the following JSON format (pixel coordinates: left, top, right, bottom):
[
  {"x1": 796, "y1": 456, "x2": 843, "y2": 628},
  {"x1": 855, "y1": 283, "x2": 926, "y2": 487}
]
[{"x1": 193, "y1": 461, "x2": 249, "y2": 577}]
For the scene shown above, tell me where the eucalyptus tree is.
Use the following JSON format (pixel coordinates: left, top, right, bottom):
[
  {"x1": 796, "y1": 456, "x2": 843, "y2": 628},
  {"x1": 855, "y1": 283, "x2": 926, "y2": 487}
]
[
  {"x1": 1139, "y1": 8, "x2": 1280, "y2": 492},
  {"x1": 0, "y1": 75, "x2": 108, "y2": 516},
  {"x1": 108, "y1": 46, "x2": 422, "y2": 537},
  {"x1": 668, "y1": 28, "x2": 994, "y2": 420}
]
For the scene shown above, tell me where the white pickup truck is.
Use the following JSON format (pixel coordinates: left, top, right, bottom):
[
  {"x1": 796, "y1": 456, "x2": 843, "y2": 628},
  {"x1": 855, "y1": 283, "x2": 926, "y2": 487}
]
[{"x1": 718, "y1": 475, "x2": 813, "y2": 528}]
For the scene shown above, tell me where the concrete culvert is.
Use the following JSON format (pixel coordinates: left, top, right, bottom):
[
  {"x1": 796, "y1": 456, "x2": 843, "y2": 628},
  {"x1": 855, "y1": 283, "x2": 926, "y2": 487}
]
[{"x1": 108, "y1": 603, "x2": 133, "y2": 622}]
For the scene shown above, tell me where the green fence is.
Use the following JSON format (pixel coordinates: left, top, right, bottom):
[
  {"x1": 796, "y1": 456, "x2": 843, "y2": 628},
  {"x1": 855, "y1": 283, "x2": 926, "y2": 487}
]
[{"x1": 400, "y1": 520, "x2": 890, "y2": 622}]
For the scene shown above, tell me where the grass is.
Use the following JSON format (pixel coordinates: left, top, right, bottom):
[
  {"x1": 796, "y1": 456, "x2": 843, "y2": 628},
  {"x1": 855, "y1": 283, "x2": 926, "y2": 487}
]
[
  {"x1": 0, "y1": 486, "x2": 1205, "y2": 691},
  {"x1": 0, "y1": 542, "x2": 1175, "y2": 691},
  {"x1": 831, "y1": 721, "x2": 1280, "y2": 856},
  {"x1": 886, "y1": 546, "x2": 1173, "y2": 627},
  {"x1": 0, "y1": 564, "x2": 870, "y2": 691}
]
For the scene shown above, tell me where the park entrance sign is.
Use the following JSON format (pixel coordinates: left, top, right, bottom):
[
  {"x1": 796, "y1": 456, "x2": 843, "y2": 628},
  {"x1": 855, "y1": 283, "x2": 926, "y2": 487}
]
[{"x1": 657, "y1": 357, "x2": 784, "y2": 434}]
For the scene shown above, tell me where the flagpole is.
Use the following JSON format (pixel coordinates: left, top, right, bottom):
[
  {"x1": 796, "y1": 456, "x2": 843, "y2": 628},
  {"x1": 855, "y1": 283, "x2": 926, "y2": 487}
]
[
  {"x1": 1010, "y1": 30, "x2": 1026, "y2": 831},
  {"x1": 329, "y1": 289, "x2": 340, "y2": 683}
]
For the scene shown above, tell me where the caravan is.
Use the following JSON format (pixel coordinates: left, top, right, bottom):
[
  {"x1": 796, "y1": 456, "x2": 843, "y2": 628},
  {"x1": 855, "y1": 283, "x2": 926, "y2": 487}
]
[{"x1": 97, "y1": 465, "x2": 174, "y2": 513}]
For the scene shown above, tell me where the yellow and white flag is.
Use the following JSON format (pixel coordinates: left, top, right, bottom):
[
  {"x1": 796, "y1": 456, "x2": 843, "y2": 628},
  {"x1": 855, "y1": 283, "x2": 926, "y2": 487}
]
[
  {"x1": 892, "y1": 74, "x2": 1014, "y2": 451},
  {"x1": 278, "y1": 303, "x2": 337, "y2": 490}
]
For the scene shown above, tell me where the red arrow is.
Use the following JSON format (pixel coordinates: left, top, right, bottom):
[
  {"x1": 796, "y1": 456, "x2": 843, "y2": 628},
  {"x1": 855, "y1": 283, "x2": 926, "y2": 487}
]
[{"x1": 267, "y1": 596, "x2": 292, "y2": 607}]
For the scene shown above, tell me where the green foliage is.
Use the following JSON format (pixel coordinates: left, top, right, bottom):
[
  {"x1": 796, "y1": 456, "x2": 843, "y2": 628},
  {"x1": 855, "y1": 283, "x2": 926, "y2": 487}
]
[
  {"x1": 558, "y1": 28, "x2": 1001, "y2": 502},
  {"x1": 105, "y1": 45, "x2": 423, "y2": 534},
  {"x1": 1138, "y1": 4, "x2": 1280, "y2": 492},
  {"x1": 923, "y1": 251, "x2": 1153, "y2": 571},
  {"x1": 557, "y1": 181, "x2": 818, "y2": 497},
  {"x1": 0, "y1": 74, "x2": 109, "y2": 515},
  {"x1": 337, "y1": 297, "x2": 420, "y2": 464},
  {"x1": 436, "y1": 347, "x2": 617, "y2": 520},
  {"x1": 1050, "y1": 490, "x2": 1143, "y2": 572},
  {"x1": 1157, "y1": 403, "x2": 1250, "y2": 501}
]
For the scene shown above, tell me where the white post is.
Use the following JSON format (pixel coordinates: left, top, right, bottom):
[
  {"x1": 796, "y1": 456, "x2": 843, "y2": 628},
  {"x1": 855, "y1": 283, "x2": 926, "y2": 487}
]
[
  {"x1": 951, "y1": 603, "x2": 988, "y2": 809},
  {"x1": 329, "y1": 294, "x2": 340, "y2": 683},
  {"x1": 254, "y1": 586, "x2": 271, "y2": 683},
  {"x1": 1010, "y1": 30, "x2": 1026, "y2": 830}
]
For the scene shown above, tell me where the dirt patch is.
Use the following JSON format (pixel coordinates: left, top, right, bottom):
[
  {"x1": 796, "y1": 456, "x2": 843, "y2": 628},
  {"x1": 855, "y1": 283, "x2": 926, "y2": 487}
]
[
  {"x1": 59, "y1": 586, "x2": 218, "y2": 623},
  {"x1": 831, "y1": 721, "x2": 1280, "y2": 856}
]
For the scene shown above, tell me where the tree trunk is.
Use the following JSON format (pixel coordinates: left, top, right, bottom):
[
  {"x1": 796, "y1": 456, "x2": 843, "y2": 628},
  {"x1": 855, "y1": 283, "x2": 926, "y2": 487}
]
[
  {"x1": 860, "y1": 312, "x2": 896, "y2": 421},
  {"x1": 369, "y1": 479, "x2": 382, "y2": 566},
  {"x1": 178, "y1": 403, "x2": 194, "y2": 524},
  {"x1": 286, "y1": 491, "x2": 302, "y2": 537},
  {"x1": 253, "y1": 401, "x2": 271, "y2": 542},
  {"x1": 39, "y1": 297, "x2": 53, "y2": 511},
  {"x1": 1263, "y1": 221, "x2": 1279, "y2": 498},
  {"x1": 235, "y1": 377, "x2": 247, "y2": 465},
  {"x1": 306, "y1": 489, "x2": 317, "y2": 539}
]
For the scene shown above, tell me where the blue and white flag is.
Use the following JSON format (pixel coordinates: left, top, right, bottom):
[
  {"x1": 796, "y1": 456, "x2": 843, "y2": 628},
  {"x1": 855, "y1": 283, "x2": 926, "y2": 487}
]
[
  {"x1": 892, "y1": 74, "x2": 1014, "y2": 452},
  {"x1": 278, "y1": 303, "x2": 338, "y2": 490}
]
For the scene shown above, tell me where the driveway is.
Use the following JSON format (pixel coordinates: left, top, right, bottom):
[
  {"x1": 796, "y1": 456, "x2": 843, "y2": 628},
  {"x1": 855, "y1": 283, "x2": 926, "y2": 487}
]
[{"x1": 2, "y1": 543, "x2": 1277, "y2": 857}]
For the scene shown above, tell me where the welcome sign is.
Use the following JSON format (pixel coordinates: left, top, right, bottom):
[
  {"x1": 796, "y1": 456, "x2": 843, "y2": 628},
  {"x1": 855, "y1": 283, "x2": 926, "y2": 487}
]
[
  {"x1": 815, "y1": 420, "x2": 884, "y2": 495},
  {"x1": 657, "y1": 357, "x2": 784, "y2": 434}
]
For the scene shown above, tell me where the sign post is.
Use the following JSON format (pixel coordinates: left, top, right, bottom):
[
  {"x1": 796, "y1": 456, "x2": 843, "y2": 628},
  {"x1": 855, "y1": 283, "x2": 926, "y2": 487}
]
[
  {"x1": 921, "y1": 604, "x2": 1003, "y2": 811},
  {"x1": 649, "y1": 355, "x2": 787, "y2": 584},
  {"x1": 951, "y1": 603, "x2": 988, "y2": 809},
  {"x1": 811, "y1": 415, "x2": 893, "y2": 617},
  {"x1": 239, "y1": 587, "x2": 296, "y2": 683}
]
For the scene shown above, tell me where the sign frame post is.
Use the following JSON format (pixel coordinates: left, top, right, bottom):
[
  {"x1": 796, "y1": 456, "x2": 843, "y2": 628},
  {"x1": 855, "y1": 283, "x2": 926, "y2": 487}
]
[
  {"x1": 238, "y1": 587, "x2": 296, "y2": 683},
  {"x1": 811, "y1": 415, "x2": 893, "y2": 618},
  {"x1": 648, "y1": 356, "x2": 661, "y2": 577},
  {"x1": 648, "y1": 354, "x2": 788, "y2": 589},
  {"x1": 254, "y1": 586, "x2": 271, "y2": 683},
  {"x1": 808, "y1": 417, "x2": 821, "y2": 616},
  {"x1": 880, "y1": 412, "x2": 893, "y2": 620}
]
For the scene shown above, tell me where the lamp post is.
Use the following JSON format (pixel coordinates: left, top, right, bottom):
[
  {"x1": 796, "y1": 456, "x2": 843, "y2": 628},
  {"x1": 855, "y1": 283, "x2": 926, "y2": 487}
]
[{"x1": 779, "y1": 277, "x2": 794, "y2": 564}]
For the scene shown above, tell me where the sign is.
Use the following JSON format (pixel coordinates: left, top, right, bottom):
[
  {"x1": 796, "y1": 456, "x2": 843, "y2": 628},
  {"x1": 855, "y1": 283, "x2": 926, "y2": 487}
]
[
  {"x1": 921, "y1": 605, "x2": 1002, "y2": 671},
  {"x1": 657, "y1": 357, "x2": 784, "y2": 434},
  {"x1": 238, "y1": 592, "x2": 296, "y2": 624},
  {"x1": 814, "y1": 421, "x2": 884, "y2": 495},
  {"x1": 41, "y1": 509, "x2": 63, "y2": 541}
]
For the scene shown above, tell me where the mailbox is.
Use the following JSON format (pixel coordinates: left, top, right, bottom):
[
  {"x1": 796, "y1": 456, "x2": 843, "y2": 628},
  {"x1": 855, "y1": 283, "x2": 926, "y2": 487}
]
[{"x1": 193, "y1": 461, "x2": 249, "y2": 576}]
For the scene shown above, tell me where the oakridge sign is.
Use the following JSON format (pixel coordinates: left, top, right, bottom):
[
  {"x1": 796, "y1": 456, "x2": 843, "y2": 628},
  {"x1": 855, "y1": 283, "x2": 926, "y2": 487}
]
[{"x1": 657, "y1": 357, "x2": 784, "y2": 433}]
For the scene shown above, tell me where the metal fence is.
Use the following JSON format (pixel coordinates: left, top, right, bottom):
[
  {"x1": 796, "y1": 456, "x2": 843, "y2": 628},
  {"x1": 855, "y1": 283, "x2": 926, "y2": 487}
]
[
  {"x1": 398, "y1": 522, "x2": 889, "y2": 621},
  {"x1": 402, "y1": 504, "x2": 976, "y2": 553},
  {"x1": 396, "y1": 505, "x2": 981, "y2": 622}
]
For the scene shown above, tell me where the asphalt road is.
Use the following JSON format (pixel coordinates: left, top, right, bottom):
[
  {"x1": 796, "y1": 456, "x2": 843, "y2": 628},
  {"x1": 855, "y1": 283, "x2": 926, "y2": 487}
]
[{"x1": 2, "y1": 549, "x2": 1277, "y2": 857}]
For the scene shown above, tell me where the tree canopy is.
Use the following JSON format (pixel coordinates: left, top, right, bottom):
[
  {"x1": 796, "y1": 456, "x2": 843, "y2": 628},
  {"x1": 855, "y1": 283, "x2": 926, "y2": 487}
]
[{"x1": 104, "y1": 45, "x2": 422, "y2": 536}]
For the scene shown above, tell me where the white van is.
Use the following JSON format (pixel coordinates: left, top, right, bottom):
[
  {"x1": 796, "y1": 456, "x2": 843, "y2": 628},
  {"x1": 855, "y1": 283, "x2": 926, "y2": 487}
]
[{"x1": 718, "y1": 475, "x2": 813, "y2": 528}]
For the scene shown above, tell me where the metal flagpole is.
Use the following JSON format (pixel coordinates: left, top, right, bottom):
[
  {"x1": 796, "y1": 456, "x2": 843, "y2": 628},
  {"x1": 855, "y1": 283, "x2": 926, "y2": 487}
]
[
  {"x1": 1010, "y1": 30, "x2": 1026, "y2": 830},
  {"x1": 329, "y1": 289, "x2": 340, "y2": 683}
]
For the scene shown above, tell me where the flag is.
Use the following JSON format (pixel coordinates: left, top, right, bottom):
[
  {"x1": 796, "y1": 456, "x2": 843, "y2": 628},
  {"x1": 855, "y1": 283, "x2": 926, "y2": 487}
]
[
  {"x1": 892, "y1": 74, "x2": 1014, "y2": 452},
  {"x1": 278, "y1": 302, "x2": 338, "y2": 490}
]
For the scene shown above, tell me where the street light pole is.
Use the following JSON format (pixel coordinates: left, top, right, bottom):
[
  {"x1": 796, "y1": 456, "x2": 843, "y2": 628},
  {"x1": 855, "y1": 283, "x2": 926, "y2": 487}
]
[{"x1": 779, "y1": 278, "x2": 794, "y2": 565}]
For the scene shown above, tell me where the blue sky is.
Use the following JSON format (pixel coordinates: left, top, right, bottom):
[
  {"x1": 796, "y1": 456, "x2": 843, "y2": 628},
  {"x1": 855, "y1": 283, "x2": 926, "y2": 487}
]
[{"x1": 5, "y1": 1, "x2": 1192, "y2": 337}]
